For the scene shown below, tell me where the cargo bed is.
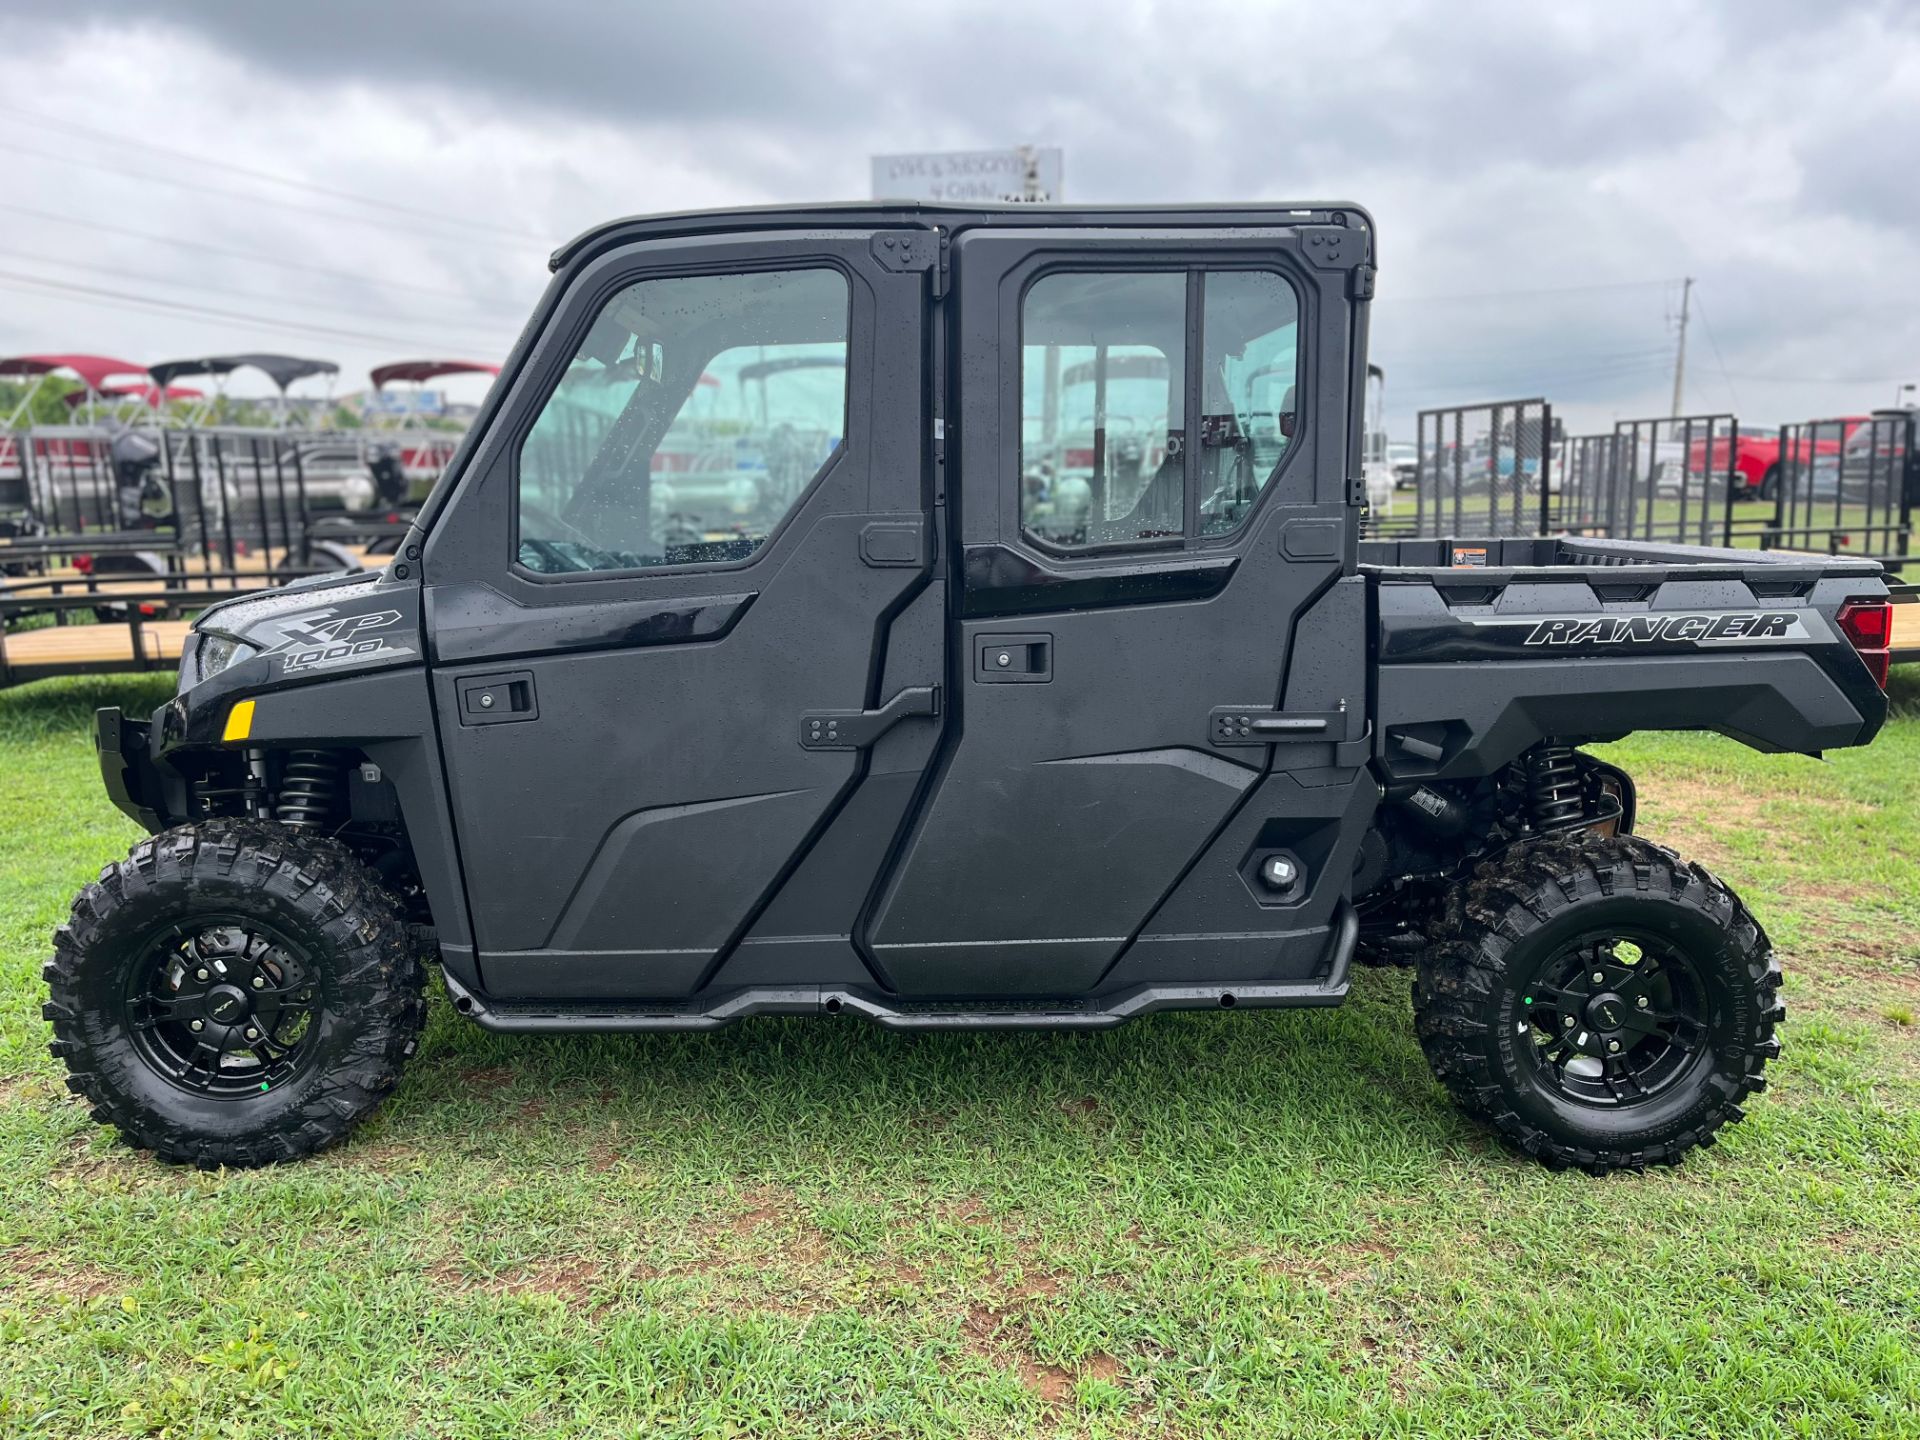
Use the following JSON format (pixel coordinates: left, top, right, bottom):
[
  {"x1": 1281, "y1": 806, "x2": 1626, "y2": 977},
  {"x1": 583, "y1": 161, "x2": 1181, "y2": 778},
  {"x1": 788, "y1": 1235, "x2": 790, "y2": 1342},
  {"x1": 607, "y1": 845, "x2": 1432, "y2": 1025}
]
[{"x1": 1361, "y1": 534, "x2": 1891, "y2": 780}]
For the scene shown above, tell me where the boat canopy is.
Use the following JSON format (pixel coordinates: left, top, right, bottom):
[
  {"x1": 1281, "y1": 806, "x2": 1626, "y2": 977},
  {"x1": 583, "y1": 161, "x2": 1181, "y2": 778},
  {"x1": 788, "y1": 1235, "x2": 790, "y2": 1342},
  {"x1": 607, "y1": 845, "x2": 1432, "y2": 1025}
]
[
  {"x1": 371, "y1": 359, "x2": 500, "y2": 388},
  {"x1": 0, "y1": 353, "x2": 147, "y2": 391},
  {"x1": 61, "y1": 383, "x2": 204, "y2": 409},
  {"x1": 148, "y1": 354, "x2": 338, "y2": 392}
]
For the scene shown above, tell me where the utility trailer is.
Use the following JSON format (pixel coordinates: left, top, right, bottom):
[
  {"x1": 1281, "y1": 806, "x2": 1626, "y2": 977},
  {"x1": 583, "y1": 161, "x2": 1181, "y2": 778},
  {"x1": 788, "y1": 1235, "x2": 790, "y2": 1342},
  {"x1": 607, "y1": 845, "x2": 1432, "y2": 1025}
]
[{"x1": 44, "y1": 202, "x2": 1892, "y2": 1178}]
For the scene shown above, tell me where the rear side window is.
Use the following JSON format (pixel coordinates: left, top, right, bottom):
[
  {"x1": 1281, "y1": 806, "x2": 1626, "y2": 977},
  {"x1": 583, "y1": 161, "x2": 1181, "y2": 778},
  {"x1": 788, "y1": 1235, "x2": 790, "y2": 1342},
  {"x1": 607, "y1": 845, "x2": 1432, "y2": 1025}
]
[
  {"x1": 1019, "y1": 267, "x2": 1299, "y2": 552},
  {"x1": 517, "y1": 267, "x2": 849, "y2": 574},
  {"x1": 1020, "y1": 271, "x2": 1186, "y2": 547}
]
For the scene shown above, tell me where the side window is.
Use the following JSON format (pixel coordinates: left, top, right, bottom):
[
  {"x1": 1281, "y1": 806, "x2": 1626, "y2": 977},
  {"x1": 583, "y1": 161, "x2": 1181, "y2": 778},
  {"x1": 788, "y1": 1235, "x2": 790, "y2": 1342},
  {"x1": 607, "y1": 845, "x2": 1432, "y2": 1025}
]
[
  {"x1": 1019, "y1": 267, "x2": 1298, "y2": 552},
  {"x1": 1199, "y1": 271, "x2": 1299, "y2": 534},
  {"x1": 1021, "y1": 272, "x2": 1185, "y2": 548},
  {"x1": 517, "y1": 267, "x2": 849, "y2": 574}
]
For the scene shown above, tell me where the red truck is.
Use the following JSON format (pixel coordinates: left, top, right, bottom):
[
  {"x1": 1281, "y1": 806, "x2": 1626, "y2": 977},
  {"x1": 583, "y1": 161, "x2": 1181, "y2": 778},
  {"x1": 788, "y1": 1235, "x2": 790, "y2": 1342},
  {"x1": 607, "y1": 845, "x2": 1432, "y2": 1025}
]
[{"x1": 1692, "y1": 416, "x2": 1867, "y2": 499}]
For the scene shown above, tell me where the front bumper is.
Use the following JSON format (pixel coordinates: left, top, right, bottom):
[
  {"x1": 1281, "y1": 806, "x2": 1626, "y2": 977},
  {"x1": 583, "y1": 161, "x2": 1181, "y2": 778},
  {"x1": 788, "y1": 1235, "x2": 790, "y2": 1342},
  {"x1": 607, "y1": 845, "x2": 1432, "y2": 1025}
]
[{"x1": 95, "y1": 707, "x2": 168, "y2": 832}]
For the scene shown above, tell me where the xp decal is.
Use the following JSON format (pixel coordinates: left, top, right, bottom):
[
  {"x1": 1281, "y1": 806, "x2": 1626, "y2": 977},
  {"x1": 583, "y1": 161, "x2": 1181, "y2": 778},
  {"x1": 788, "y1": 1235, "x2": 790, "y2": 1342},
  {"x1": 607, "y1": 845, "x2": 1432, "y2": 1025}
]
[{"x1": 257, "y1": 606, "x2": 411, "y2": 673}]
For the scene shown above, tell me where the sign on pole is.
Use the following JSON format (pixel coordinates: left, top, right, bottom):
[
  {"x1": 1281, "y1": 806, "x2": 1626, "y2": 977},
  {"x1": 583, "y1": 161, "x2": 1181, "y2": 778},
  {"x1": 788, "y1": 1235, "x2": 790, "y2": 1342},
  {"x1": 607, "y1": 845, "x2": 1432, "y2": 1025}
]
[{"x1": 870, "y1": 146, "x2": 1063, "y2": 203}]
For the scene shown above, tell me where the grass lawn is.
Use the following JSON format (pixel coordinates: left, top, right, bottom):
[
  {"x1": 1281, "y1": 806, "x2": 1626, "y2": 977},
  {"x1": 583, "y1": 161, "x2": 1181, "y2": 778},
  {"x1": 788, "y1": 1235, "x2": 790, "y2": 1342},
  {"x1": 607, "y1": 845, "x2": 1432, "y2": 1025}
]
[{"x1": 1, "y1": 673, "x2": 1917, "y2": 1439}]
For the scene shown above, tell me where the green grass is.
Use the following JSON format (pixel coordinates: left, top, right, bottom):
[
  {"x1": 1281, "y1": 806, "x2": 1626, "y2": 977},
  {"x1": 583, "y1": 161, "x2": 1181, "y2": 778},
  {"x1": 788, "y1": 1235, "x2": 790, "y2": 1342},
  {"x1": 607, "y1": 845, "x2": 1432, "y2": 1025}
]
[{"x1": 2, "y1": 675, "x2": 1919, "y2": 1439}]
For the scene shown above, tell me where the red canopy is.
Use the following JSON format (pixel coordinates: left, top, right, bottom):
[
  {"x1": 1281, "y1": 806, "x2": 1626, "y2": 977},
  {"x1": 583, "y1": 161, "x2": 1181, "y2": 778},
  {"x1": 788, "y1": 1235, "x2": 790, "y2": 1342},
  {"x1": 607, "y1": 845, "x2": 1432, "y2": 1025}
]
[
  {"x1": 61, "y1": 382, "x2": 204, "y2": 409},
  {"x1": 371, "y1": 359, "x2": 500, "y2": 388},
  {"x1": 0, "y1": 353, "x2": 148, "y2": 391}
]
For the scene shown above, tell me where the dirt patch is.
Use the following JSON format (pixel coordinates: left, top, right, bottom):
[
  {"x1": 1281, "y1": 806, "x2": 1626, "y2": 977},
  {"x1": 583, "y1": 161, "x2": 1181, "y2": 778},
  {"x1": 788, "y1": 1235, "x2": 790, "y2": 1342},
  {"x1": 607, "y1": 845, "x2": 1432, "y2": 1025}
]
[
  {"x1": 1016, "y1": 1357, "x2": 1074, "y2": 1404},
  {"x1": 331, "y1": 1139, "x2": 423, "y2": 1172},
  {"x1": 457, "y1": 1065, "x2": 516, "y2": 1094},
  {"x1": 0, "y1": 1245, "x2": 121, "y2": 1304},
  {"x1": 1782, "y1": 881, "x2": 1886, "y2": 908},
  {"x1": 1005, "y1": 1269, "x2": 1060, "y2": 1301},
  {"x1": 1354, "y1": 1330, "x2": 1425, "y2": 1405},
  {"x1": 1636, "y1": 780, "x2": 1767, "y2": 860},
  {"x1": 0, "y1": 1073, "x2": 54, "y2": 1108},
  {"x1": 432, "y1": 1256, "x2": 606, "y2": 1305},
  {"x1": 727, "y1": 1188, "x2": 794, "y2": 1238},
  {"x1": 1083, "y1": 1353, "x2": 1122, "y2": 1383},
  {"x1": 1058, "y1": 1096, "x2": 1100, "y2": 1117},
  {"x1": 1265, "y1": 1238, "x2": 1402, "y2": 1296},
  {"x1": 933, "y1": 1195, "x2": 992, "y2": 1228}
]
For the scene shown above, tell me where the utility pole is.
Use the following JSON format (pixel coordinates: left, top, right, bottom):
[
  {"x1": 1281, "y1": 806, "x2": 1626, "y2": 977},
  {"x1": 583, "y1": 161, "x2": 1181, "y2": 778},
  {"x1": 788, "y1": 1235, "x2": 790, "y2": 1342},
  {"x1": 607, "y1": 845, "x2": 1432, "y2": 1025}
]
[{"x1": 1669, "y1": 276, "x2": 1693, "y2": 420}]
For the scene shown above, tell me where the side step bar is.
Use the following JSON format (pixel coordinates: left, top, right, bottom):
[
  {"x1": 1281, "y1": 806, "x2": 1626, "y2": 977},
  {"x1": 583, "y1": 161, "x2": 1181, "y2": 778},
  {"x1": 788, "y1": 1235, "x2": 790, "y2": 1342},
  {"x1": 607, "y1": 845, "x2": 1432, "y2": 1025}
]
[{"x1": 442, "y1": 903, "x2": 1358, "y2": 1035}]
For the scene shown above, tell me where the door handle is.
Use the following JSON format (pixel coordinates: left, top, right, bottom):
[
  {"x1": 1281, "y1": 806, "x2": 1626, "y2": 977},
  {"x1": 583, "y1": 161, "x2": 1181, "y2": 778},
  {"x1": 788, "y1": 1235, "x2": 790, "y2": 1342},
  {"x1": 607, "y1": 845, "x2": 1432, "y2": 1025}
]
[
  {"x1": 800, "y1": 686, "x2": 941, "y2": 750},
  {"x1": 456, "y1": 671, "x2": 537, "y2": 726}
]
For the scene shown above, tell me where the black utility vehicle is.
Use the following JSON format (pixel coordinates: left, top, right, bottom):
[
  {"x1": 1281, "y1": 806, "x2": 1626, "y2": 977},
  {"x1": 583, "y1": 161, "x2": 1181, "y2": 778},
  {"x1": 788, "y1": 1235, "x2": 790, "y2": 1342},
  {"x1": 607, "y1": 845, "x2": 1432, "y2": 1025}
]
[{"x1": 48, "y1": 203, "x2": 1893, "y2": 1174}]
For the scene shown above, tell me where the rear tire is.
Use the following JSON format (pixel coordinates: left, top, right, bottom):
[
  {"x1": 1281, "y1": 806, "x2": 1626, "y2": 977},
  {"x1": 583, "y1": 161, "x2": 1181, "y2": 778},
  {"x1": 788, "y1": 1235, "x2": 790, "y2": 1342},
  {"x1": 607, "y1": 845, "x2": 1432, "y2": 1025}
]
[
  {"x1": 1413, "y1": 833, "x2": 1780, "y2": 1175},
  {"x1": 44, "y1": 821, "x2": 426, "y2": 1168}
]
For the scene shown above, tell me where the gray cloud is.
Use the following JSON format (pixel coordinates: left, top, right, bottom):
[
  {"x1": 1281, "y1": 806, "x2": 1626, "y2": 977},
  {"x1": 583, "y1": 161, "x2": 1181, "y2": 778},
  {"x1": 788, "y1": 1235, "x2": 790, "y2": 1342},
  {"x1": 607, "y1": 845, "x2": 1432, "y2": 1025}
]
[{"x1": 0, "y1": 0, "x2": 1914, "y2": 430}]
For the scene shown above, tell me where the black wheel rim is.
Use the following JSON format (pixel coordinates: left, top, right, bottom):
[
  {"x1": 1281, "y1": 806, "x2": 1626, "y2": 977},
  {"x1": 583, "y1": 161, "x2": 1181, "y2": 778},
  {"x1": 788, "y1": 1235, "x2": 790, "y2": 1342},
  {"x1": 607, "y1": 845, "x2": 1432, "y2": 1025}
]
[
  {"x1": 1515, "y1": 928, "x2": 1711, "y2": 1108},
  {"x1": 122, "y1": 916, "x2": 321, "y2": 1099}
]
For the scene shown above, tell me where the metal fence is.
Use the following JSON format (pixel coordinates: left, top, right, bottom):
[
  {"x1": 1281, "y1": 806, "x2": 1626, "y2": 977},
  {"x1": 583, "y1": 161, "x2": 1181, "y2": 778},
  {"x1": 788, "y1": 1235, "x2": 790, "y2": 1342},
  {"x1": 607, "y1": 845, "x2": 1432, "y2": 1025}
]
[
  {"x1": 0, "y1": 422, "x2": 464, "y2": 568},
  {"x1": 1385, "y1": 399, "x2": 1553, "y2": 538},
  {"x1": 1757, "y1": 412, "x2": 1914, "y2": 562},
  {"x1": 1547, "y1": 413, "x2": 1741, "y2": 546},
  {"x1": 1371, "y1": 401, "x2": 1917, "y2": 569}
]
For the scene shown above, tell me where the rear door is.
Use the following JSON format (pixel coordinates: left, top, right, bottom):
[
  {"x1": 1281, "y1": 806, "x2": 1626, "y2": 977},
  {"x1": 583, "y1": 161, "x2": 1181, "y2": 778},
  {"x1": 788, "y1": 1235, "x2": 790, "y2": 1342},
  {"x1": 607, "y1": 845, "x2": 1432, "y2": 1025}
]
[
  {"x1": 421, "y1": 228, "x2": 940, "y2": 999},
  {"x1": 866, "y1": 223, "x2": 1374, "y2": 997}
]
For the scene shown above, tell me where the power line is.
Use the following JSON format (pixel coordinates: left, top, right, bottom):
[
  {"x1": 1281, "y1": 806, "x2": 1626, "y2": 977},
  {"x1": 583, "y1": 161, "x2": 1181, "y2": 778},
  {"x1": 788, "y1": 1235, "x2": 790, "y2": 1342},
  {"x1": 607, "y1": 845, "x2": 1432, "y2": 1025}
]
[
  {"x1": 0, "y1": 246, "x2": 515, "y2": 347},
  {"x1": 1716, "y1": 370, "x2": 1918, "y2": 385},
  {"x1": 1381, "y1": 346, "x2": 1671, "y2": 368},
  {"x1": 0, "y1": 141, "x2": 547, "y2": 255},
  {"x1": 0, "y1": 268, "x2": 499, "y2": 353},
  {"x1": 0, "y1": 102, "x2": 546, "y2": 243},
  {"x1": 1688, "y1": 287, "x2": 1741, "y2": 414},
  {"x1": 0, "y1": 201, "x2": 512, "y2": 303},
  {"x1": 1378, "y1": 278, "x2": 1681, "y2": 305}
]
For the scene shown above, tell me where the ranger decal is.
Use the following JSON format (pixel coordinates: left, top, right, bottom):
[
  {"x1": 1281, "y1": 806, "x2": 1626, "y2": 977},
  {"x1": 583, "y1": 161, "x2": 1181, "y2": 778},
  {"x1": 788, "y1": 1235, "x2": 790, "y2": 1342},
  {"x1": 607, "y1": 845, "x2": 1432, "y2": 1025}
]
[{"x1": 1517, "y1": 611, "x2": 1808, "y2": 647}]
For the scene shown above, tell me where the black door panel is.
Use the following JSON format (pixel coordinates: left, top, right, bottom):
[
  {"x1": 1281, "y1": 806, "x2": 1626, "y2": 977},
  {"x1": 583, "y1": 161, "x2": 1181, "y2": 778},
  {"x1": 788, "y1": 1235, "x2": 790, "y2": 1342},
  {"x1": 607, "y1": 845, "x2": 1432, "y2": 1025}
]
[
  {"x1": 865, "y1": 225, "x2": 1366, "y2": 997},
  {"x1": 422, "y1": 229, "x2": 938, "y2": 1001}
]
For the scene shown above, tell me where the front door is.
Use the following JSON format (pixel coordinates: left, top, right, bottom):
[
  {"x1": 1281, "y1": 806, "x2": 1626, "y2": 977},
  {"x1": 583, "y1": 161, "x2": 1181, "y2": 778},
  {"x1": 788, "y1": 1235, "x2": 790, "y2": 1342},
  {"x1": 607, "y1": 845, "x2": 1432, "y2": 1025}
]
[
  {"x1": 422, "y1": 229, "x2": 939, "y2": 999},
  {"x1": 866, "y1": 224, "x2": 1373, "y2": 996}
]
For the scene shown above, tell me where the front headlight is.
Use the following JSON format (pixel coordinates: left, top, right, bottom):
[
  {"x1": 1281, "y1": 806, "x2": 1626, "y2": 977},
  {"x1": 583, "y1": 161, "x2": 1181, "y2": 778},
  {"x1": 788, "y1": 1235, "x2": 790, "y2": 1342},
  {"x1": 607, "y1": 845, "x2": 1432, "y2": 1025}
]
[{"x1": 188, "y1": 632, "x2": 259, "y2": 685}]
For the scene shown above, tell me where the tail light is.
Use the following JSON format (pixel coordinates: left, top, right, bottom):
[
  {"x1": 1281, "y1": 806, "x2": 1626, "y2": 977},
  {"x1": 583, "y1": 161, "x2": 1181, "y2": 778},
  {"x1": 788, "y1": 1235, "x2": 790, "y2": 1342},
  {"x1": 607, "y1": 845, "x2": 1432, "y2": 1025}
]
[{"x1": 1836, "y1": 597, "x2": 1893, "y2": 689}]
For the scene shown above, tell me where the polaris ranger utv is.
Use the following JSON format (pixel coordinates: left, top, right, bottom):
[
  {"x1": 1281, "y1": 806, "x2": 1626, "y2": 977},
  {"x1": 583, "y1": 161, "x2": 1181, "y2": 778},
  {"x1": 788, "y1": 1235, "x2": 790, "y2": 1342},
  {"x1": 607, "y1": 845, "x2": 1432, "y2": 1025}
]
[{"x1": 47, "y1": 203, "x2": 1893, "y2": 1174}]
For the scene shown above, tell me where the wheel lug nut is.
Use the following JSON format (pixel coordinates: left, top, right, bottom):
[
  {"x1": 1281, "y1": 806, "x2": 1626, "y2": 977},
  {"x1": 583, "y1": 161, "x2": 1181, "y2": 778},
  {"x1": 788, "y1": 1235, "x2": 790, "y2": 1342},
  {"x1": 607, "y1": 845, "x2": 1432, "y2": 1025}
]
[
  {"x1": 1563, "y1": 1015, "x2": 1575, "y2": 1029},
  {"x1": 244, "y1": 1028, "x2": 259, "y2": 1041},
  {"x1": 190, "y1": 1020, "x2": 204, "y2": 1032},
  {"x1": 1592, "y1": 972, "x2": 1605, "y2": 984},
  {"x1": 1635, "y1": 996, "x2": 1648, "y2": 1009},
  {"x1": 1608, "y1": 1040, "x2": 1622, "y2": 1053},
  {"x1": 251, "y1": 976, "x2": 265, "y2": 989},
  {"x1": 196, "y1": 968, "x2": 210, "y2": 981}
]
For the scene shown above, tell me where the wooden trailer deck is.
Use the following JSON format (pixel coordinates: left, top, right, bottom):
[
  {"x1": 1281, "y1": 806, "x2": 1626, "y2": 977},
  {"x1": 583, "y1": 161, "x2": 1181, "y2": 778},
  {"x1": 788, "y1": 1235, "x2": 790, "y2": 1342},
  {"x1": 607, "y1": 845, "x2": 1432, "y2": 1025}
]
[{"x1": 0, "y1": 619, "x2": 194, "y2": 683}]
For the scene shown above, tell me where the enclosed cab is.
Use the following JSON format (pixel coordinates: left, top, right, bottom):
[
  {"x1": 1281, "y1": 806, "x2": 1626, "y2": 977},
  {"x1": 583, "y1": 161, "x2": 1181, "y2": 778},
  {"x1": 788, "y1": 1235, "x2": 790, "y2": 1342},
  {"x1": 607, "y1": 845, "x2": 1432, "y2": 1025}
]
[{"x1": 50, "y1": 203, "x2": 1889, "y2": 1176}]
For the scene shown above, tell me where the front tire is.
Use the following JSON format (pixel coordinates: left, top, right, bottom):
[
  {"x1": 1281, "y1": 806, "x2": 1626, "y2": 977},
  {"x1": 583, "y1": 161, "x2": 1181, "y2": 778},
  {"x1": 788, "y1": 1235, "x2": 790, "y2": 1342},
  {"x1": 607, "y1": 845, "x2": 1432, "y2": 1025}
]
[
  {"x1": 1413, "y1": 833, "x2": 1780, "y2": 1175},
  {"x1": 44, "y1": 821, "x2": 426, "y2": 1168}
]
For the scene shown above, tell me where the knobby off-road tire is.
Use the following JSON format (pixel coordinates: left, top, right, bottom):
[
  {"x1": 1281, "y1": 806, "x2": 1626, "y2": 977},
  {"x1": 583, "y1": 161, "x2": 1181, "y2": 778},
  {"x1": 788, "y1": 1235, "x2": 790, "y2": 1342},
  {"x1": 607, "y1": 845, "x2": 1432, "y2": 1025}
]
[
  {"x1": 1413, "y1": 832, "x2": 1781, "y2": 1176},
  {"x1": 44, "y1": 820, "x2": 426, "y2": 1168}
]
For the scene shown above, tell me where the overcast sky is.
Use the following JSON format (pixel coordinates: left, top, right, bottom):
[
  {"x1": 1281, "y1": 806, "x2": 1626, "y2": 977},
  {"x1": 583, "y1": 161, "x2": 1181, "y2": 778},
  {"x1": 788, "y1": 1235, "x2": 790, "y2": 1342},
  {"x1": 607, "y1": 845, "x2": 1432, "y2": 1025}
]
[{"x1": 0, "y1": 0, "x2": 1915, "y2": 435}]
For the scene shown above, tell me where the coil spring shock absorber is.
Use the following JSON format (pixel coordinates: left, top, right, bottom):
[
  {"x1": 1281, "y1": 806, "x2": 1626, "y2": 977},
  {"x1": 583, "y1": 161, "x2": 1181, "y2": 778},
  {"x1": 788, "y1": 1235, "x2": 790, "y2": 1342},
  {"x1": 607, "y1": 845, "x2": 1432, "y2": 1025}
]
[
  {"x1": 275, "y1": 750, "x2": 340, "y2": 828},
  {"x1": 1526, "y1": 744, "x2": 1586, "y2": 831}
]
